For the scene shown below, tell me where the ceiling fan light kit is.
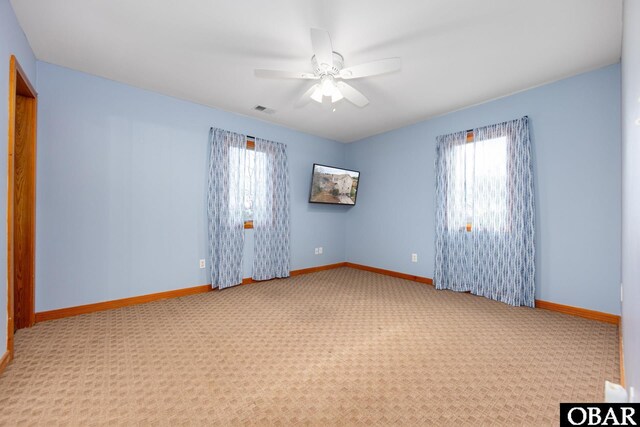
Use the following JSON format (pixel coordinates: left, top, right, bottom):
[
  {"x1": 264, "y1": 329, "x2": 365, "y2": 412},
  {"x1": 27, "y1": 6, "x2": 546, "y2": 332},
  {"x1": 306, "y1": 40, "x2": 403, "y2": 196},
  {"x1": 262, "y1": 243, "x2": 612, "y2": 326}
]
[
  {"x1": 310, "y1": 85, "x2": 323, "y2": 103},
  {"x1": 255, "y1": 28, "x2": 401, "y2": 109}
]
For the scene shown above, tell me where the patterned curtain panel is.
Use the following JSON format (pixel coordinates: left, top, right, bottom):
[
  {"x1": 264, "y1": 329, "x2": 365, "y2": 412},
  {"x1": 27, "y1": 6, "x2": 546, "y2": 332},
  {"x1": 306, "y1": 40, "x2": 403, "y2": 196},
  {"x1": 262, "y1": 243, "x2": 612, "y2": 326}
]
[
  {"x1": 434, "y1": 130, "x2": 473, "y2": 292},
  {"x1": 207, "y1": 128, "x2": 247, "y2": 289},
  {"x1": 252, "y1": 138, "x2": 290, "y2": 281},
  {"x1": 434, "y1": 117, "x2": 535, "y2": 307}
]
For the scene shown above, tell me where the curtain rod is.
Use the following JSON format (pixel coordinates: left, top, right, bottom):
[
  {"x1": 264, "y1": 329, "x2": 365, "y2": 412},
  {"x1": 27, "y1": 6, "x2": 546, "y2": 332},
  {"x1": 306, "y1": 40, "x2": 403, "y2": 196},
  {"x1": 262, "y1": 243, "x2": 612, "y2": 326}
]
[
  {"x1": 208, "y1": 128, "x2": 256, "y2": 140},
  {"x1": 465, "y1": 115, "x2": 528, "y2": 133}
]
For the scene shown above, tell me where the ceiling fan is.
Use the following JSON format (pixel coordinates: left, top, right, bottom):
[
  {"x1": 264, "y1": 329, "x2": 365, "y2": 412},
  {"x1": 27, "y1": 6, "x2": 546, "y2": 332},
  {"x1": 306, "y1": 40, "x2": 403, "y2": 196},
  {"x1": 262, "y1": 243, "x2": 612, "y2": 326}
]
[{"x1": 255, "y1": 28, "x2": 401, "y2": 108}]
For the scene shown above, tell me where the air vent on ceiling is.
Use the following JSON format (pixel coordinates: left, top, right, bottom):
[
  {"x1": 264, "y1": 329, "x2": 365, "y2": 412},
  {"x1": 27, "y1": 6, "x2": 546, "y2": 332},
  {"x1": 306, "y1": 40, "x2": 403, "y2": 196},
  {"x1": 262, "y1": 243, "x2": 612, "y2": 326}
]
[{"x1": 253, "y1": 105, "x2": 276, "y2": 114}]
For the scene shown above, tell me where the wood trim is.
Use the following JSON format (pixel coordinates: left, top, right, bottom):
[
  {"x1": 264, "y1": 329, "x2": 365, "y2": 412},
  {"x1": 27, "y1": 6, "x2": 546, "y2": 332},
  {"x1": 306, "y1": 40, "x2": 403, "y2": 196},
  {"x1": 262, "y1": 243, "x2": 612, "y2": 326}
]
[
  {"x1": 7, "y1": 55, "x2": 38, "y2": 359},
  {"x1": 13, "y1": 59, "x2": 36, "y2": 98},
  {"x1": 345, "y1": 262, "x2": 433, "y2": 285},
  {"x1": 33, "y1": 261, "x2": 620, "y2": 330},
  {"x1": 0, "y1": 350, "x2": 10, "y2": 377},
  {"x1": 35, "y1": 263, "x2": 349, "y2": 322},
  {"x1": 619, "y1": 325, "x2": 625, "y2": 387},
  {"x1": 290, "y1": 262, "x2": 348, "y2": 276},
  {"x1": 35, "y1": 284, "x2": 213, "y2": 323},
  {"x1": 6, "y1": 55, "x2": 16, "y2": 360},
  {"x1": 534, "y1": 300, "x2": 620, "y2": 325},
  {"x1": 343, "y1": 263, "x2": 619, "y2": 325},
  {"x1": 241, "y1": 262, "x2": 348, "y2": 285},
  {"x1": 242, "y1": 138, "x2": 254, "y2": 228},
  {"x1": 12, "y1": 95, "x2": 37, "y2": 330}
]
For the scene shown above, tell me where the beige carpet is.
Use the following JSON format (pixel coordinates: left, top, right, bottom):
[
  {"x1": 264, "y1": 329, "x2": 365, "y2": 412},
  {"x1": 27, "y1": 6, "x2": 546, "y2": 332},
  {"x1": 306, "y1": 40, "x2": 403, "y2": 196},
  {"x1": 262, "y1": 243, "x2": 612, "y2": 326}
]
[{"x1": 0, "y1": 267, "x2": 619, "y2": 426}]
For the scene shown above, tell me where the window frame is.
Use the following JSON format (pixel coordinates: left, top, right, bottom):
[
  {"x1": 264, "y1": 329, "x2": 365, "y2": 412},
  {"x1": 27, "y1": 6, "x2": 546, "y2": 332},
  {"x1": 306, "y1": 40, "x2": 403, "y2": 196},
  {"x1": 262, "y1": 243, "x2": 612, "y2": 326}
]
[
  {"x1": 243, "y1": 139, "x2": 255, "y2": 229},
  {"x1": 460, "y1": 130, "x2": 512, "y2": 233},
  {"x1": 465, "y1": 131, "x2": 473, "y2": 232}
]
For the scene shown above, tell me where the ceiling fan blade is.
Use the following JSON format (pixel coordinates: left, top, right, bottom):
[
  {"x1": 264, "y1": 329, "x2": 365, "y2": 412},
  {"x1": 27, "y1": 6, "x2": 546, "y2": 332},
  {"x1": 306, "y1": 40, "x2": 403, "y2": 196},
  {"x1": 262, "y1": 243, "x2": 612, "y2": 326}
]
[
  {"x1": 255, "y1": 69, "x2": 317, "y2": 79},
  {"x1": 336, "y1": 82, "x2": 369, "y2": 107},
  {"x1": 339, "y1": 58, "x2": 401, "y2": 79},
  {"x1": 295, "y1": 84, "x2": 321, "y2": 107},
  {"x1": 310, "y1": 28, "x2": 334, "y2": 71}
]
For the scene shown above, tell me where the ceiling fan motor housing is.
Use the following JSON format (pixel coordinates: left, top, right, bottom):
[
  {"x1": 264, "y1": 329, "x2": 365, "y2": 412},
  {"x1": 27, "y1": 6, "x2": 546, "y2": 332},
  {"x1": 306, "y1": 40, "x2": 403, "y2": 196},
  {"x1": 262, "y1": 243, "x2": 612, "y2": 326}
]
[{"x1": 312, "y1": 52, "x2": 344, "y2": 76}]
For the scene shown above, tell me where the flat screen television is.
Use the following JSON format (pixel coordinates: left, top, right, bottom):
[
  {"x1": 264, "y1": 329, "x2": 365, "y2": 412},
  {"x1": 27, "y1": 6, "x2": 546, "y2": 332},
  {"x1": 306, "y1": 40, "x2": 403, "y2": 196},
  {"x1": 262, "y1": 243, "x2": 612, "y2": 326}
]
[{"x1": 309, "y1": 163, "x2": 360, "y2": 206}]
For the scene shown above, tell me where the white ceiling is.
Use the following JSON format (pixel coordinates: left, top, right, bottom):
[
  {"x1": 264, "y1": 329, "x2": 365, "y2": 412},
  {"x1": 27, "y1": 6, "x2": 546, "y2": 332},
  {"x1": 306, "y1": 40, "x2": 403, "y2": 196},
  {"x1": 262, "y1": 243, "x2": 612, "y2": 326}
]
[{"x1": 11, "y1": 0, "x2": 622, "y2": 142}]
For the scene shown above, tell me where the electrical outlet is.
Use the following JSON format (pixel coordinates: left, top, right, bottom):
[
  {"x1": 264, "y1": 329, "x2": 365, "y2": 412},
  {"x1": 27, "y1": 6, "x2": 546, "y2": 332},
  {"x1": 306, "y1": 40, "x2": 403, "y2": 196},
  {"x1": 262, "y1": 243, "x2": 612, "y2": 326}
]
[
  {"x1": 411, "y1": 253, "x2": 418, "y2": 263},
  {"x1": 318, "y1": 247, "x2": 323, "y2": 254},
  {"x1": 314, "y1": 248, "x2": 319, "y2": 255},
  {"x1": 199, "y1": 259, "x2": 206, "y2": 269}
]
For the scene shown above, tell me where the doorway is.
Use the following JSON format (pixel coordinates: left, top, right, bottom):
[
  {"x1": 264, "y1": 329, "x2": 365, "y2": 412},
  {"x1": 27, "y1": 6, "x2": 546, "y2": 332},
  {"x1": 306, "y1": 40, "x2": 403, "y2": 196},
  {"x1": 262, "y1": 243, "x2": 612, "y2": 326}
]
[{"x1": 7, "y1": 55, "x2": 37, "y2": 358}]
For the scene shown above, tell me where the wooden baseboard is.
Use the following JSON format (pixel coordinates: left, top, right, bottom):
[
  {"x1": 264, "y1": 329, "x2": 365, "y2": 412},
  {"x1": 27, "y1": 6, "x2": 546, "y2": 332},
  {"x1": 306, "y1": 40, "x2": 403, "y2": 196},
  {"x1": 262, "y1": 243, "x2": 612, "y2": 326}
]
[
  {"x1": 35, "y1": 263, "x2": 349, "y2": 322},
  {"x1": 0, "y1": 350, "x2": 11, "y2": 377},
  {"x1": 242, "y1": 263, "x2": 348, "y2": 285},
  {"x1": 35, "y1": 284, "x2": 213, "y2": 323},
  {"x1": 345, "y1": 262, "x2": 433, "y2": 285},
  {"x1": 33, "y1": 261, "x2": 620, "y2": 328},
  {"x1": 534, "y1": 300, "x2": 620, "y2": 325},
  {"x1": 619, "y1": 325, "x2": 625, "y2": 387},
  {"x1": 343, "y1": 263, "x2": 618, "y2": 325},
  {"x1": 290, "y1": 262, "x2": 348, "y2": 276}
]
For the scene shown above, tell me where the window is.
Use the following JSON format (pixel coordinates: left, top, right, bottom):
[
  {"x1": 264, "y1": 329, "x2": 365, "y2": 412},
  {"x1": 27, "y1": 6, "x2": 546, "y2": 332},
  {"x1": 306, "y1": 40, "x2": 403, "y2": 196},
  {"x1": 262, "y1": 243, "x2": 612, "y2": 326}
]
[
  {"x1": 229, "y1": 139, "x2": 258, "y2": 229},
  {"x1": 456, "y1": 131, "x2": 509, "y2": 232}
]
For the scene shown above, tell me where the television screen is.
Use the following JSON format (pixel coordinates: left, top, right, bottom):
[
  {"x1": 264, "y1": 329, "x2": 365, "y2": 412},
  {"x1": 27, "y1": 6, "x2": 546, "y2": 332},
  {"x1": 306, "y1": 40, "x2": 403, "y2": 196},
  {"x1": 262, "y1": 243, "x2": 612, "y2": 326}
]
[{"x1": 309, "y1": 163, "x2": 360, "y2": 205}]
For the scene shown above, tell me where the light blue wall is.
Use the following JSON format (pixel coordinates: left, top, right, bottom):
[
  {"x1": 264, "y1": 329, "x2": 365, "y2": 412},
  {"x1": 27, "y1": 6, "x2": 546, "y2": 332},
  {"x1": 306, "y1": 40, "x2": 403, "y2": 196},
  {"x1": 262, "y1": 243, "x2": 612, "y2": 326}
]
[
  {"x1": 345, "y1": 64, "x2": 622, "y2": 315},
  {"x1": 622, "y1": 0, "x2": 640, "y2": 402},
  {"x1": 35, "y1": 61, "x2": 346, "y2": 312},
  {"x1": 0, "y1": 0, "x2": 36, "y2": 353},
  {"x1": 21, "y1": 31, "x2": 626, "y2": 321}
]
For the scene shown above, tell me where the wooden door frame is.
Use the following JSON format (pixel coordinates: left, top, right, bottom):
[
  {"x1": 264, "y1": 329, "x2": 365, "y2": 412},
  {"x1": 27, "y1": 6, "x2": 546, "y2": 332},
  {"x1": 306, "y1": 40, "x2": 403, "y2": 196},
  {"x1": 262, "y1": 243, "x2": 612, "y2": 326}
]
[{"x1": 6, "y1": 55, "x2": 37, "y2": 359}]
